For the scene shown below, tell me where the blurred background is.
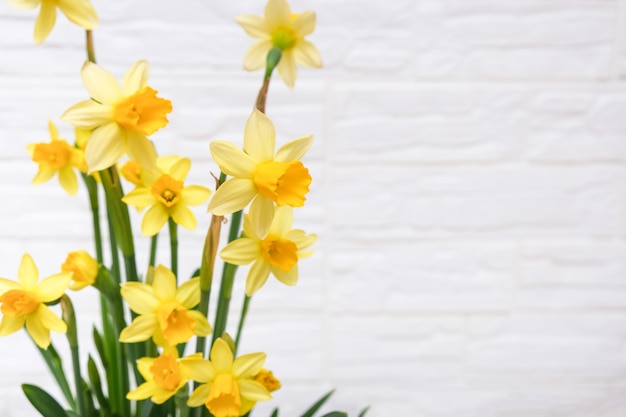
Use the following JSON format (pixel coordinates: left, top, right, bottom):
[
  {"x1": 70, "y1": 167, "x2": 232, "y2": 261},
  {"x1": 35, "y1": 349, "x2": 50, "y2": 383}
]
[{"x1": 1, "y1": 0, "x2": 626, "y2": 416}]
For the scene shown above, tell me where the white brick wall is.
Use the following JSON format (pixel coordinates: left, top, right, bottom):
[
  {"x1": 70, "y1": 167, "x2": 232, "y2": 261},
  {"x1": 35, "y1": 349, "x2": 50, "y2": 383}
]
[{"x1": 1, "y1": 0, "x2": 626, "y2": 416}]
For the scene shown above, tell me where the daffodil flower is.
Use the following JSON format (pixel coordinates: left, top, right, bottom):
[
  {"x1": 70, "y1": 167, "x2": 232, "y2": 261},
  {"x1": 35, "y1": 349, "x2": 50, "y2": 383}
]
[
  {"x1": 119, "y1": 264, "x2": 211, "y2": 347},
  {"x1": 127, "y1": 350, "x2": 207, "y2": 404},
  {"x1": 207, "y1": 109, "x2": 313, "y2": 216},
  {"x1": 61, "y1": 60, "x2": 172, "y2": 172},
  {"x1": 61, "y1": 250, "x2": 98, "y2": 291},
  {"x1": 236, "y1": 0, "x2": 322, "y2": 87},
  {"x1": 8, "y1": 0, "x2": 99, "y2": 44},
  {"x1": 187, "y1": 338, "x2": 271, "y2": 417},
  {"x1": 220, "y1": 199, "x2": 316, "y2": 296},
  {"x1": 0, "y1": 254, "x2": 70, "y2": 349},
  {"x1": 122, "y1": 157, "x2": 211, "y2": 236},
  {"x1": 27, "y1": 120, "x2": 86, "y2": 195}
]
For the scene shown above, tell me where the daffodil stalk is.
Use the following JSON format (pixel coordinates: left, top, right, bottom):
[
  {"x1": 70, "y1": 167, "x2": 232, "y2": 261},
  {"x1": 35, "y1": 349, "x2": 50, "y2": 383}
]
[
  {"x1": 168, "y1": 218, "x2": 178, "y2": 279},
  {"x1": 60, "y1": 295, "x2": 88, "y2": 417}
]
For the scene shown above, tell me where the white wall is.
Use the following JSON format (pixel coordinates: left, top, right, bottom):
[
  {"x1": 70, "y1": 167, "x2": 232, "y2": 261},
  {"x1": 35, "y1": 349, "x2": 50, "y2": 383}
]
[{"x1": 1, "y1": 0, "x2": 626, "y2": 416}]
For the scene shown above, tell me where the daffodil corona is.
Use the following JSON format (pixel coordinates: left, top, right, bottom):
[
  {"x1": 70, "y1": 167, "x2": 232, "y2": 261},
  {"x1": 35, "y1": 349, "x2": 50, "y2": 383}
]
[
  {"x1": 236, "y1": 0, "x2": 322, "y2": 87},
  {"x1": 61, "y1": 60, "x2": 172, "y2": 172},
  {"x1": 119, "y1": 264, "x2": 211, "y2": 347},
  {"x1": 0, "y1": 254, "x2": 70, "y2": 349},
  {"x1": 187, "y1": 338, "x2": 272, "y2": 417},
  {"x1": 220, "y1": 199, "x2": 316, "y2": 296},
  {"x1": 8, "y1": 0, "x2": 99, "y2": 44},
  {"x1": 207, "y1": 109, "x2": 313, "y2": 216}
]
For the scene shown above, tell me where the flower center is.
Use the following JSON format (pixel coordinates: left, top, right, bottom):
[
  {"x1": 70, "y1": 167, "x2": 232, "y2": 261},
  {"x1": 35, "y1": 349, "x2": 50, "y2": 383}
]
[
  {"x1": 151, "y1": 174, "x2": 183, "y2": 208},
  {"x1": 206, "y1": 373, "x2": 241, "y2": 417},
  {"x1": 271, "y1": 27, "x2": 297, "y2": 50},
  {"x1": 253, "y1": 161, "x2": 311, "y2": 207},
  {"x1": 113, "y1": 86, "x2": 172, "y2": 135},
  {"x1": 150, "y1": 353, "x2": 181, "y2": 391},
  {"x1": 0, "y1": 289, "x2": 40, "y2": 317},
  {"x1": 32, "y1": 141, "x2": 70, "y2": 170},
  {"x1": 260, "y1": 235, "x2": 298, "y2": 272},
  {"x1": 157, "y1": 302, "x2": 195, "y2": 346}
]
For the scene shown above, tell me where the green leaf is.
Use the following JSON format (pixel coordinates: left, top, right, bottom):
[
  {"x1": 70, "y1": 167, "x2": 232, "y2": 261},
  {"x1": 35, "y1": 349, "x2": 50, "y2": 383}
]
[
  {"x1": 87, "y1": 355, "x2": 110, "y2": 416},
  {"x1": 358, "y1": 406, "x2": 370, "y2": 417},
  {"x1": 270, "y1": 408, "x2": 279, "y2": 417},
  {"x1": 22, "y1": 384, "x2": 69, "y2": 417},
  {"x1": 92, "y1": 327, "x2": 108, "y2": 369},
  {"x1": 33, "y1": 342, "x2": 75, "y2": 410},
  {"x1": 320, "y1": 413, "x2": 347, "y2": 417},
  {"x1": 300, "y1": 390, "x2": 335, "y2": 417}
]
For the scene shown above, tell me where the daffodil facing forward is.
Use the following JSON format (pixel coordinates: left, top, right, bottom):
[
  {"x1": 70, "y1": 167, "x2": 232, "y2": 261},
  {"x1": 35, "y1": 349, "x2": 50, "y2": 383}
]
[
  {"x1": 122, "y1": 157, "x2": 211, "y2": 236},
  {"x1": 0, "y1": 254, "x2": 70, "y2": 349},
  {"x1": 27, "y1": 120, "x2": 86, "y2": 195},
  {"x1": 187, "y1": 338, "x2": 272, "y2": 417},
  {"x1": 207, "y1": 109, "x2": 313, "y2": 216},
  {"x1": 236, "y1": 0, "x2": 322, "y2": 87},
  {"x1": 61, "y1": 60, "x2": 172, "y2": 172},
  {"x1": 127, "y1": 350, "x2": 207, "y2": 404},
  {"x1": 9, "y1": 0, "x2": 98, "y2": 44},
  {"x1": 221, "y1": 199, "x2": 316, "y2": 296},
  {"x1": 119, "y1": 264, "x2": 211, "y2": 347}
]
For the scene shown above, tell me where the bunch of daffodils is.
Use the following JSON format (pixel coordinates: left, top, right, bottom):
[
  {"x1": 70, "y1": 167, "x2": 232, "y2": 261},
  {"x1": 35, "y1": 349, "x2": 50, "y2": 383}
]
[{"x1": 0, "y1": 0, "x2": 368, "y2": 417}]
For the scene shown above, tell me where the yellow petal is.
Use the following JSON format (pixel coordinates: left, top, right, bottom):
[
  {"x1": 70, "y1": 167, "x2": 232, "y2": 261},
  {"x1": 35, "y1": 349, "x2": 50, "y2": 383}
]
[
  {"x1": 58, "y1": 167, "x2": 78, "y2": 195},
  {"x1": 275, "y1": 135, "x2": 314, "y2": 163},
  {"x1": 210, "y1": 338, "x2": 233, "y2": 371},
  {"x1": 187, "y1": 384, "x2": 211, "y2": 407},
  {"x1": 181, "y1": 186, "x2": 211, "y2": 206},
  {"x1": 32, "y1": 168, "x2": 56, "y2": 184},
  {"x1": 121, "y1": 282, "x2": 158, "y2": 314},
  {"x1": 126, "y1": 131, "x2": 157, "y2": 171},
  {"x1": 292, "y1": 11, "x2": 316, "y2": 37},
  {"x1": 85, "y1": 123, "x2": 125, "y2": 172},
  {"x1": 36, "y1": 304, "x2": 67, "y2": 332},
  {"x1": 0, "y1": 278, "x2": 20, "y2": 294},
  {"x1": 220, "y1": 238, "x2": 259, "y2": 266},
  {"x1": 122, "y1": 188, "x2": 155, "y2": 210},
  {"x1": 18, "y1": 254, "x2": 38, "y2": 290},
  {"x1": 47, "y1": 120, "x2": 59, "y2": 140},
  {"x1": 244, "y1": 109, "x2": 275, "y2": 162},
  {"x1": 238, "y1": 380, "x2": 272, "y2": 401},
  {"x1": 25, "y1": 314, "x2": 51, "y2": 348},
  {"x1": 243, "y1": 41, "x2": 272, "y2": 71},
  {"x1": 126, "y1": 382, "x2": 158, "y2": 401},
  {"x1": 294, "y1": 39, "x2": 323, "y2": 68},
  {"x1": 245, "y1": 259, "x2": 271, "y2": 296},
  {"x1": 61, "y1": 100, "x2": 113, "y2": 129},
  {"x1": 271, "y1": 264, "x2": 298, "y2": 286},
  {"x1": 136, "y1": 357, "x2": 156, "y2": 381},
  {"x1": 175, "y1": 277, "x2": 200, "y2": 308},
  {"x1": 7, "y1": 0, "x2": 39, "y2": 10},
  {"x1": 264, "y1": 0, "x2": 291, "y2": 28},
  {"x1": 57, "y1": 0, "x2": 98, "y2": 30},
  {"x1": 180, "y1": 356, "x2": 214, "y2": 383},
  {"x1": 242, "y1": 212, "x2": 258, "y2": 241},
  {"x1": 236, "y1": 14, "x2": 270, "y2": 38},
  {"x1": 119, "y1": 315, "x2": 157, "y2": 343},
  {"x1": 249, "y1": 196, "x2": 274, "y2": 239},
  {"x1": 151, "y1": 387, "x2": 177, "y2": 404},
  {"x1": 33, "y1": 0, "x2": 56, "y2": 44},
  {"x1": 169, "y1": 157, "x2": 191, "y2": 182},
  {"x1": 0, "y1": 315, "x2": 25, "y2": 336},
  {"x1": 233, "y1": 352, "x2": 266, "y2": 379},
  {"x1": 277, "y1": 50, "x2": 297, "y2": 88},
  {"x1": 210, "y1": 140, "x2": 256, "y2": 178},
  {"x1": 142, "y1": 204, "x2": 169, "y2": 236},
  {"x1": 269, "y1": 206, "x2": 293, "y2": 236},
  {"x1": 152, "y1": 265, "x2": 176, "y2": 301},
  {"x1": 122, "y1": 60, "x2": 149, "y2": 96},
  {"x1": 171, "y1": 204, "x2": 197, "y2": 231},
  {"x1": 81, "y1": 61, "x2": 123, "y2": 104},
  {"x1": 207, "y1": 178, "x2": 257, "y2": 215},
  {"x1": 187, "y1": 311, "x2": 212, "y2": 336},
  {"x1": 37, "y1": 272, "x2": 70, "y2": 302}
]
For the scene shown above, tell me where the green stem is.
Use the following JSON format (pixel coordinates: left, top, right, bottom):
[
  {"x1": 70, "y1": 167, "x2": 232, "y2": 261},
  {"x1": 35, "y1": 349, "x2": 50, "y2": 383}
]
[
  {"x1": 168, "y1": 218, "x2": 178, "y2": 280},
  {"x1": 82, "y1": 174, "x2": 103, "y2": 263},
  {"x1": 234, "y1": 295, "x2": 251, "y2": 355},
  {"x1": 149, "y1": 234, "x2": 158, "y2": 268},
  {"x1": 61, "y1": 296, "x2": 87, "y2": 417}
]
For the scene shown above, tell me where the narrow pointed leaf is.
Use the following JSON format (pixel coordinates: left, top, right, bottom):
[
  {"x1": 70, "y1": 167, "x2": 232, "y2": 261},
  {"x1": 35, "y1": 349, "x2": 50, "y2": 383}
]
[
  {"x1": 87, "y1": 355, "x2": 110, "y2": 416},
  {"x1": 22, "y1": 384, "x2": 69, "y2": 417},
  {"x1": 300, "y1": 390, "x2": 335, "y2": 417},
  {"x1": 358, "y1": 406, "x2": 370, "y2": 417},
  {"x1": 34, "y1": 341, "x2": 75, "y2": 409},
  {"x1": 270, "y1": 408, "x2": 279, "y2": 417},
  {"x1": 320, "y1": 413, "x2": 347, "y2": 417}
]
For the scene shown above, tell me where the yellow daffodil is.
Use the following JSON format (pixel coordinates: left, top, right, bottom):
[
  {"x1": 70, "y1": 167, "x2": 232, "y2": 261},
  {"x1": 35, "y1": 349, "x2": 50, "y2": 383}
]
[
  {"x1": 127, "y1": 350, "x2": 207, "y2": 404},
  {"x1": 254, "y1": 369, "x2": 281, "y2": 393},
  {"x1": 119, "y1": 264, "x2": 211, "y2": 347},
  {"x1": 8, "y1": 0, "x2": 98, "y2": 44},
  {"x1": 220, "y1": 199, "x2": 316, "y2": 296},
  {"x1": 0, "y1": 254, "x2": 70, "y2": 349},
  {"x1": 207, "y1": 109, "x2": 313, "y2": 217},
  {"x1": 27, "y1": 120, "x2": 86, "y2": 195},
  {"x1": 187, "y1": 338, "x2": 271, "y2": 417},
  {"x1": 61, "y1": 60, "x2": 172, "y2": 173},
  {"x1": 236, "y1": 0, "x2": 322, "y2": 87},
  {"x1": 61, "y1": 250, "x2": 98, "y2": 291},
  {"x1": 122, "y1": 157, "x2": 211, "y2": 236}
]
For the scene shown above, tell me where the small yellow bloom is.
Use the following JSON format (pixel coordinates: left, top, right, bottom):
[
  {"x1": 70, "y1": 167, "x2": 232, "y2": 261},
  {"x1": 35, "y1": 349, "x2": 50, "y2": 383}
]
[
  {"x1": 187, "y1": 338, "x2": 271, "y2": 417},
  {"x1": 236, "y1": 0, "x2": 322, "y2": 87},
  {"x1": 9, "y1": 0, "x2": 98, "y2": 44},
  {"x1": 119, "y1": 160, "x2": 144, "y2": 187},
  {"x1": 122, "y1": 157, "x2": 212, "y2": 236},
  {"x1": 254, "y1": 369, "x2": 281, "y2": 393},
  {"x1": 0, "y1": 254, "x2": 70, "y2": 349},
  {"x1": 27, "y1": 120, "x2": 86, "y2": 195},
  {"x1": 61, "y1": 250, "x2": 98, "y2": 291},
  {"x1": 220, "y1": 199, "x2": 316, "y2": 296},
  {"x1": 61, "y1": 60, "x2": 172, "y2": 172},
  {"x1": 127, "y1": 350, "x2": 207, "y2": 404},
  {"x1": 119, "y1": 264, "x2": 211, "y2": 347},
  {"x1": 207, "y1": 109, "x2": 313, "y2": 216}
]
